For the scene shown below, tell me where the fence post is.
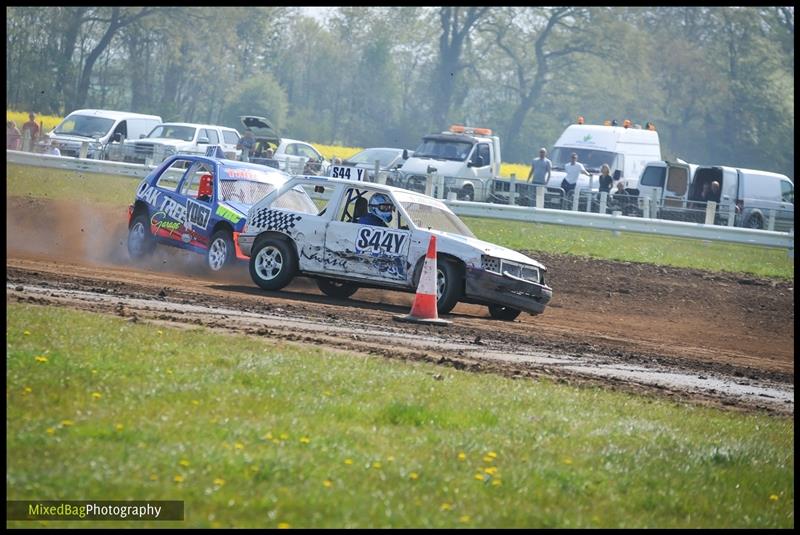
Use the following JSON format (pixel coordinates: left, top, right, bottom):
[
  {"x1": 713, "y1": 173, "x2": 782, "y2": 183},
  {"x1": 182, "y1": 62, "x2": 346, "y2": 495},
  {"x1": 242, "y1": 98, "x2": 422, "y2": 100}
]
[
  {"x1": 374, "y1": 159, "x2": 380, "y2": 183},
  {"x1": 642, "y1": 197, "x2": 650, "y2": 219},
  {"x1": 425, "y1": 172, "x2": 434, "y2": 197},
  {"x1": 509, "y1": 174, "x2": 517, "y2": 206},
  {"x1": 584, "y1": 191, "x2": 592, "y2": 212},
  {"x1": 536, "y1": 186, "x2": 545, "y2": 208},
  {"x1": 79, "y1": 141, "x2": 89, "y2": 159},
  {"x1": 651, "y1": 188, "x2": 660, "y2": 219},
  {"x1": 611, "y1": 210, "x2": 622, "y2": 236},
  {"x1": 727, "y1": 203, "x2": 736, "y2": 227},
  {"x1": 789, "y1": 228, "x2": 794, "y2": 259},
  {"x1": 572, "y1": 187, "x2": 581, "y2": 211},
  {"x1": 704, "y1": 201, "x2": 717, "y2": 225},
  {"x1": 599, "y1": 192, "x2": 608, "y2": 214},
  {"x1": 447, "y1": 191, "x2": 457, "y2": 201},
  {"x1": 768, "y1": 209, "x2": 776, "y2": 231},
  {"x1": 437, "y1": 174, "x2": 445, "y2": 199}
]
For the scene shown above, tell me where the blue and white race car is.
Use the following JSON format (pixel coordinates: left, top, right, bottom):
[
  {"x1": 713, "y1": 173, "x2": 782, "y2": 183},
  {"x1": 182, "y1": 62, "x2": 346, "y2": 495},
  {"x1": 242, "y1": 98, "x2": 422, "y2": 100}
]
[{"x1": 127, "y1": 154, "x2": 291, "y2": 270}]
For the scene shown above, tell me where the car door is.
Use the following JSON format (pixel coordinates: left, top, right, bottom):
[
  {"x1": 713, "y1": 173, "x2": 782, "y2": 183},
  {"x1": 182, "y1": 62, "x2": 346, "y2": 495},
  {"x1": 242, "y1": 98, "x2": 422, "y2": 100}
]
[
  {"x1": 778, "y1": 179, "x2": 794, "y2": 230},
  {"x1": 176, "y1": 161, "x2": 216, "y2": 248},
  {"x1": 323, "y1": 187, "x2": 411, "y2": 285},
  {"x1": 147, "y1": 158, "x2": 195, "y2": 245}
]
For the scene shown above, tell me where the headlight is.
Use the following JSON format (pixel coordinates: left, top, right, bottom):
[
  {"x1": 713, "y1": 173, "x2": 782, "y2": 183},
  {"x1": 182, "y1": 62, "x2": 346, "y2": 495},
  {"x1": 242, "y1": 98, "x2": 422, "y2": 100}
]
[{"x1": 481, "y1": 255, "x2": 541, "y2": 284}]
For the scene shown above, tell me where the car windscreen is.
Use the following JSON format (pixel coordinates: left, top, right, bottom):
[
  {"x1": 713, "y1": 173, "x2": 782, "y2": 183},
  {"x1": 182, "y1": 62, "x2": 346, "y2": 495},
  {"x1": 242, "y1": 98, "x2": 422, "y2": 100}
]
[
  {"x1": 147, "y1": 125, "x2": 196, "y2": 142},
  {"x1": 53, "y1": 115, "x2": 115, "y2": 138},
  {"x1": 348, "y1": 149, "x2": 399, "y2": 167},
  {"x1": 395, "y1": 192, "x2": 475, "y2": 238},
  {"x1": 550, "y1": 147, "x2": 615, "y2": 173},
  {"x1": 219, "y1": 180, "x2": 277, "y2": 205},
  {"x1": 271, "y1": 185, "x2": 319, "y2": 214},
  {"x1": 412, "y1": 139, "x2": 473, "y2": 161}
]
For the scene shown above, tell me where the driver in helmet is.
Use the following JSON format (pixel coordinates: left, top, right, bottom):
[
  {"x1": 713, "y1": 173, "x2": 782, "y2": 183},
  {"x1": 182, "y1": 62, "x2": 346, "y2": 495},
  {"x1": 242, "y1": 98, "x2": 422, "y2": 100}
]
[{"x1": 357, "y1": 193, "x2": 394, "y2": 227}]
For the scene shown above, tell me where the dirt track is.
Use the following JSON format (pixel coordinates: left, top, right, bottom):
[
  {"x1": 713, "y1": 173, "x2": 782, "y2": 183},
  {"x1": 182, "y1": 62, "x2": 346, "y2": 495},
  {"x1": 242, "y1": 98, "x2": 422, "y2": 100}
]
[{"x1": 5, "y1": 196, "x2": 795, "y2": 414}]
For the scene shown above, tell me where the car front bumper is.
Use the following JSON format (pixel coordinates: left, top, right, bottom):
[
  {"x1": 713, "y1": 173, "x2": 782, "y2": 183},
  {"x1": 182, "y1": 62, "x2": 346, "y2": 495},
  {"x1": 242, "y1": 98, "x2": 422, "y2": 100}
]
[
  {"x1": 465, "y1": 267, "x2": 552, "y2": 315},
  {"x1": 237, "y1": 233, "x2": 256, "y2": 257}
]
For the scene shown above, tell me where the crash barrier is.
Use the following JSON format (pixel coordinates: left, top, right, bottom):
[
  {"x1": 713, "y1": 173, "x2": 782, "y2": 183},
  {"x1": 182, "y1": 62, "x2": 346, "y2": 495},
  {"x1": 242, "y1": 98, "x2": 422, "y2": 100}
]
[{"x1": 8, "y1": 150, "x2": 793, "y2": 253}]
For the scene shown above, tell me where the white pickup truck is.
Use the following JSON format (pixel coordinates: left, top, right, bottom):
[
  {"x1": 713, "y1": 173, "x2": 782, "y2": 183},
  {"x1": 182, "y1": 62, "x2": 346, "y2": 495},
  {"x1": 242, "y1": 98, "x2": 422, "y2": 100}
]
[
  {"x1": 389, "y1": 125, "x2": 501, "y2": 202},
  {"x1": 119, "y1": 122, "x2": 241, "y2": 164}
]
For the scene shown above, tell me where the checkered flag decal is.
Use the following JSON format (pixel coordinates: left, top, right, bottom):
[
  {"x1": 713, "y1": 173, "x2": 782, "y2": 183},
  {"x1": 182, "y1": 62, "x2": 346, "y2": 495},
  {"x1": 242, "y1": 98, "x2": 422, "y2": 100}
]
[{"x1": 251, "y1": 208, "x2": 302, "y2": 234}]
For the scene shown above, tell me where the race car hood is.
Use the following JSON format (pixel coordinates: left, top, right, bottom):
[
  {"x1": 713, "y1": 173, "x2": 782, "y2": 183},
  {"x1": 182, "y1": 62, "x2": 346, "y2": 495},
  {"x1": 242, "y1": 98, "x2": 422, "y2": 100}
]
[
  {"x1": 399, "y1": 157, "x2": 466, "y2": 177},
  {"x1": 428, "y1": 228, "x2": 546, "y2": 270}
]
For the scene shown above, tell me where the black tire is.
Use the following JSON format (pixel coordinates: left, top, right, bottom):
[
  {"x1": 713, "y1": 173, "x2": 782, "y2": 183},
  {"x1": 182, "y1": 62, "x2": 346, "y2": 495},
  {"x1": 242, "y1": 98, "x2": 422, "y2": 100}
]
[
  {"x1": 248, "y1": 237, "x2": 297, "y2": 291},
  {"x1": 462, "y1": 186, "x2": 475, "y2": 201},
  {"x1": 415, "y1": 257, "x2": 462, "y2": 315},
  {"x1": 316, "y1": 278, "x2": 359, "y2": 299},
  {"x1": 207, "y1": 229, "x2": 235, "y2": 272},
  {"x1": 488, "y1": 304, "x2": 522, "y2": 321},
  {"x1": 127, "y1": 213, "x2": 156, "y2": 260},
  {"x1": 745, "y1": 213, "x2": 763, "y2": 230}
]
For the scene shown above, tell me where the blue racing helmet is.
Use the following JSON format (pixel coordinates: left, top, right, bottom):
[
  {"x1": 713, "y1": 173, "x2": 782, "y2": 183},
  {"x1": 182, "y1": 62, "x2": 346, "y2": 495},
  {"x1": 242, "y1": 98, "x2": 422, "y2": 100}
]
[{"x1": 368, "y1": 193, "x2": 394, "y2": 224}]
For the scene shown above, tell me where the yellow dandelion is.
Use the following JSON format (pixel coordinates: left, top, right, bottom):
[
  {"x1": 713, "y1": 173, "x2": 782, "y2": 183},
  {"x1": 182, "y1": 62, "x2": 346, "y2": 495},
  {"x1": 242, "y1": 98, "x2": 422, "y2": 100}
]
[
  {"x1": 61, "y1": 419, "x2": 74, "y2": 427},
  {"x1": 457, "y1": 452, "x2": 466, "y2": 461},
  {"x1": 563, "y1": 458, "x2": 573, "y2": 465},
  {"x1": 35, "y1": 356, "x2": 48, "y2": 363},
  {"x1": 263, "y1": 432, "x2": 274, "y2": 440},
  {"x1": 459, "y1": 515, "x2": 471, "y2": 524},
  {"x1": 409, "y1": 472, "x2": 419, "y2": 480},
  {"x1": 149, "y1": 474, "x2": 158, "y2": 481},
  {"x1": 299, "y1": 436, "x2": 310, "y2": 444},
  {"x1": 158, "y1": 330, "x2": 163, "y2": 335},
  {"x1": 344, "y1": 459, "x2": 354, "y2": 465},
  {"x1": 492, "y1": 479, "x2": 502, "y2": 487},
  {"x1": 372, "y1": 461, "x2": 382, "y2": 469},
  {"x1": 234, "y1": 442, "x2": 244, "y2": 450},
  {"x1": 323, "y1": 479, "x2": 333, "y2": 488},
  {"x1": 770, "y1": 494, "x2": 779, "y2": 501},
  {"x1": 173, "y1": 475, "x2": 184, "y2": 483},
  {"x1": 222, "y1": 442, "x2": 231, "y2": 449},
  {"x1": 46, "y1": 427, "x2": 55, "y2": 435},
  {"x1": 91, "y1": 369, "x2": 98, "y2": 374},
  {"x1": 115, "y1": 423, "x2": 124, "y2": 432},
  {"x1": 24, "y1": 330, "x2": 30, "y2": 336},
  {"x1": 482, "y1": 455, "x2": 493, "y2": 463},
  {"x1": 280, "y1": 432, "x2": 289, "y2": 440},
  {"x1": 387, "y1": 455, "x2": 395, "y2": 462},
  {"x1": 487, "y1": 451, "x2": 497, "y2": 459},
  {"x1": 323, "y1": 390, "x2": 332, "y2": 396},
  {"x1": 211, "y1": 522, "x2": 222, "y2": 528},
  {"x1": 249, "y1": 465, "x2": 259, "y2": 473},
  {"x1": 484, "y1": 467, "x2": 498, "y2": 475},
  {"x1": 440, "y1": 502, "x2": 452, "y2": 511},
  {"x1": 166, "y1": 369, "x2": 173, "y2": 375},
  {"x1": 191, "y1": 400, "x2": 200, "y2": 406},
  {"x1": 214, "y1": 478, "x2": 225, "y2": 486},
  {"x1": 272, "y1": 438, "x2": 280, "y2": 445},
  {"x1": 23, "y1": 387, "x2": 32, "y2": 394},
  {"x1": 179, "y1": 459, "x2": 190, "y2": 467},
  {"x1": 91, "y1": 392, "x2": 102, "y2": 400},
  {"x1": 277, "y1": 522, "x2": 290, "y2": 529},
  {"x1": 474, "y1": 473, "x2": 485, "y2": 481}
]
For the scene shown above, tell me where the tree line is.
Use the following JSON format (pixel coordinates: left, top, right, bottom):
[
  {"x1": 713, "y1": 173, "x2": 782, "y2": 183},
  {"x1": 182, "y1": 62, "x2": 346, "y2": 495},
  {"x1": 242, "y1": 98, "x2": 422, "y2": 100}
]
[{"x1": 6, "y1": 6, "x2": 794, "y2": 177}]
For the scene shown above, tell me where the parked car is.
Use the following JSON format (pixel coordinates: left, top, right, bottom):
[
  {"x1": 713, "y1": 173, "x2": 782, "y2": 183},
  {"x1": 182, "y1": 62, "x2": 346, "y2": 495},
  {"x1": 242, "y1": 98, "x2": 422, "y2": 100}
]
[
  {"x1": 237, "y1": 175, "x2": 553, "y2": 320},
  {"x1": 42, "y1": 109, "x2": 162, "y2": 159},
  {"x1": 240, "y1": 115, "x2": 329, "y2": 174},
  {"x1": 339, "y1": 147, "x2": 412, "y2": 182},
  {"x1": 126, "y1": 154, "x2": 290, "y2": 271},
  {"x1": 118, "y1": 122, "x2": 241, "y2": 164}
]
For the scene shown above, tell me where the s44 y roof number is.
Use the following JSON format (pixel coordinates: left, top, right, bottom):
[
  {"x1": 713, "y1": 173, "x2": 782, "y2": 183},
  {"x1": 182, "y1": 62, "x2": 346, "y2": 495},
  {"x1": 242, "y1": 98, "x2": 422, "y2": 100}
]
[{"x1": 330, "y1": 166, "x2": 364, "y2": 181}]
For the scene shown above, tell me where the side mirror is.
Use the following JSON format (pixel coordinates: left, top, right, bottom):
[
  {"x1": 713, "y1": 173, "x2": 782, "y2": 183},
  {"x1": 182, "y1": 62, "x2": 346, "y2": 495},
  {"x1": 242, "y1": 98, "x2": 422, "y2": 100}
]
[
  {"x1": 426, "y1": 165, "x2": 437, "y2": 174},
  {"x1": 613, "y1": 169, "x2": 622, "y2": 180},
  {"x1": 198, "y1": 137, "x2": 209, "y2": 144},
  {"x1": 402, "y1": 149, "x2": 408, "y2": 160}
]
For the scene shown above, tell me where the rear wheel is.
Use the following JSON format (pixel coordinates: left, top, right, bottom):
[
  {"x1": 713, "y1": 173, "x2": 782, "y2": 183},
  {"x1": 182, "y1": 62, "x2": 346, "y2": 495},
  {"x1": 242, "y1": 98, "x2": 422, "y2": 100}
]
[
  {"x1": 316, "y1": 278, "x2": 359, "y2": 299},
  {"x1": 745, "y1": 213, "x2": 763, "y2": 229},
  {"x1": 249, "y1": 237, "x2": 297, "y2": 291},
  {"x1": 127, "y1": 214, "x2": 155, "y2": 260},
  {"x1": 488, "y1": 304, "x2": 522, "y2": 321},
  {"x1": 207, "y1": 230, "x2": 234, "y2": 272}
]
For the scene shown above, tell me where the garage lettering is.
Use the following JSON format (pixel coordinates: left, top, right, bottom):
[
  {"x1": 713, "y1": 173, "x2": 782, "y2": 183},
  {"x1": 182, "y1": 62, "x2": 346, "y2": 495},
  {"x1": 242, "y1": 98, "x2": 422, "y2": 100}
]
[{"x1": 356, "y1": 227, "x2": 407, "y2": 255}]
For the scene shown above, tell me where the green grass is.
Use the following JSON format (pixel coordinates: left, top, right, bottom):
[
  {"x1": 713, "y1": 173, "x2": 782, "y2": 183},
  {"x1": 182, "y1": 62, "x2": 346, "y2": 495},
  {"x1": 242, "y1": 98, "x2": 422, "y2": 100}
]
[
  {"x1": 464, "y1": 216, "x2": 794, "y2": 279},
  {"x1": 6, "y1": 162, "x2": 793, "y2": 279},
  {"x1": 6, "y1": 304, "x2": 794, "y2": 528}
]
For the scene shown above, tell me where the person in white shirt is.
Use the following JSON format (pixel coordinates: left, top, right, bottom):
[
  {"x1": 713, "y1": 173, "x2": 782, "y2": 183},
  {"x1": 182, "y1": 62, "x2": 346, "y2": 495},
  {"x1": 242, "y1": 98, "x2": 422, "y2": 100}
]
[{"x1": 561, "y1": 152, "x2": 590, "y2": 193}]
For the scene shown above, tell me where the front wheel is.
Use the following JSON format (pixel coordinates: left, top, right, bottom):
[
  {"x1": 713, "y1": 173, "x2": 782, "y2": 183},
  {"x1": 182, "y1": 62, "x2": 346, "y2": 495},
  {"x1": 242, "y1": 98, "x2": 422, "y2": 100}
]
[
  {"x1": 316, "y1": 278, "x2": 359, "y2": 299},
  {"x1": 488, "y1": 304, "x2": 522, "y2": 321},
  {"x1": 127, "y1": 213, "x2": 156, "y2": 260},
  {"x1": 207, "y1": 230, "x2": 234, "y2": 272},
  {"x1": 249, "y1": 237, "x2": 297, "y2": 291}
]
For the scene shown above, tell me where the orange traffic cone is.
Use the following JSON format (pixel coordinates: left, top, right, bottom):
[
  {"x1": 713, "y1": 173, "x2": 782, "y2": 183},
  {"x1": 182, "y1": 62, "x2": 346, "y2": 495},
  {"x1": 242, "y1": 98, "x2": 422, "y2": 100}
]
[{"x1": 394, "y1": 235, "x2": 451, "y2": 325}]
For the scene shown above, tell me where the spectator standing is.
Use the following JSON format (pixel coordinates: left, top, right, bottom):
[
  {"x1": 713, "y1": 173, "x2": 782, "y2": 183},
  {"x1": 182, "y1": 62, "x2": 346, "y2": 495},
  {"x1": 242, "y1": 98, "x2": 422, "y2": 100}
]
[
  {"x1": 238, "y1": 129, "x2": 255, "y2": 162},
  {"x1": 7, "y1": 120, "x2": 22, "y2": 150},
  {"x1": 527, "y1": 147, "x2": 552, "y2": 185},
  {"x1": 21, "y1": 112, "x2": 40, "y2": 151},
  {"x1": 561, "y1": 152, "x2": 591, "y2": 194},
  {"x1": 598, "y1": 164, "x2": 614, "y2": 194}
]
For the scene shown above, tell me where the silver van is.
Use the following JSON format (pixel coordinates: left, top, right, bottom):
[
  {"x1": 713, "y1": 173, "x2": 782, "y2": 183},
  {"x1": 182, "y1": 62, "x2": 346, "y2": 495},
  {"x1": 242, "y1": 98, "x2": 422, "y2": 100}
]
[{"x1": 44, "y1": 109, "x2": 162, "y2": 159}]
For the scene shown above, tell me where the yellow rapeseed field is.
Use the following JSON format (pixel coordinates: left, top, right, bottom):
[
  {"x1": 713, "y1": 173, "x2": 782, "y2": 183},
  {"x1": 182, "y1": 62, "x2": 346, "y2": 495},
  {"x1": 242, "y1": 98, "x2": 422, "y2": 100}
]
[{"x1": 6, "y1": 109, "x2": 533, "y2": 176}]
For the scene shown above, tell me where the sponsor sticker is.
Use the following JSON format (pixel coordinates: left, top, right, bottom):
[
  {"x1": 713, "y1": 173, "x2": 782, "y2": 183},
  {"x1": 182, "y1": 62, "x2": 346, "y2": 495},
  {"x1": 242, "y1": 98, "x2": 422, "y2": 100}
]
[
  {"x1": 355, "y1": 227, "x2": 408, "y2": 256},
  {"x1": 186, "y1": 198, "x2": 211, "y2": 230}
]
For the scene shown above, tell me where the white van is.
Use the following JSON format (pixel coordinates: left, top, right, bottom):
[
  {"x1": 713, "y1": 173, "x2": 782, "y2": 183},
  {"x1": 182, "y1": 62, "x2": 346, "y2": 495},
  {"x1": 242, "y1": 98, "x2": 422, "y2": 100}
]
[
  {"x1": 545, "y1": 123, "x2": 661, "y2": 192},
  {"x1": 44, "y1": 109, "x2": 162, "y2": 159}
]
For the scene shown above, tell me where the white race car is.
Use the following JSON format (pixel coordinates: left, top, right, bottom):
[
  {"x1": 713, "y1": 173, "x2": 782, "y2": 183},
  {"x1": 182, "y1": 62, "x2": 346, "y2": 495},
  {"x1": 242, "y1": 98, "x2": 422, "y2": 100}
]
[{"x1": 236, "y1": 176, "x2": 552, "y2": 320}]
